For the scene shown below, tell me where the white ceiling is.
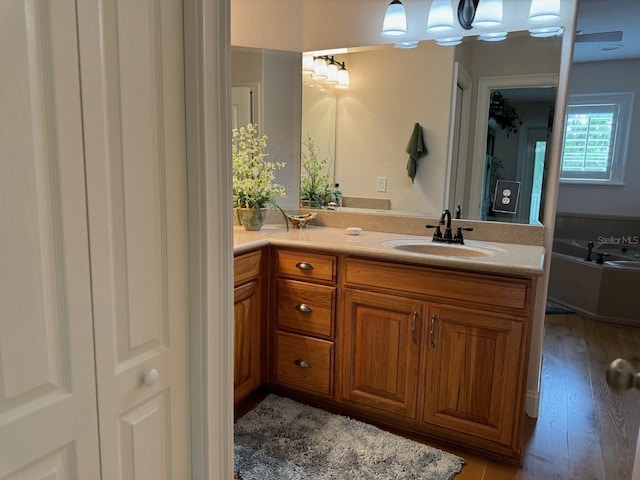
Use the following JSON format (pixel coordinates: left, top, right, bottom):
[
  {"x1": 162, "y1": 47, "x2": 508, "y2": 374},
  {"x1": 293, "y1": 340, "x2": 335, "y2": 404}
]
[{"x1": 573, "y1": 0, "x2": 640, "y2": 62}]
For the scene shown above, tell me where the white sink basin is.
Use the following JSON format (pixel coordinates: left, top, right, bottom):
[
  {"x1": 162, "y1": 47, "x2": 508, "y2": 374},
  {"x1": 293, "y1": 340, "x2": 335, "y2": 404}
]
[{"x1": 380, "y1": 239, "x2": 503, "y2": 258}]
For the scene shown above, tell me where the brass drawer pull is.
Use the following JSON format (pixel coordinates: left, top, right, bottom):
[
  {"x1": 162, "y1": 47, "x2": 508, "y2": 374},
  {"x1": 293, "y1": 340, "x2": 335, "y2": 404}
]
[
  {"x1": 295, "y1": 303, "x2": 314, "y2": 313},
  {"x1": 295, "y1": 261, "x2": 314, "y2": 271},
  {"x1": 294, "y1": 359, "x2": 311, "y2": 368},
  {"x1": 430, "y1": 314, "x2": 436, "y2": 348},
  {"x1": 411, "y1": 311, "x2": 418, "y2": 343}
]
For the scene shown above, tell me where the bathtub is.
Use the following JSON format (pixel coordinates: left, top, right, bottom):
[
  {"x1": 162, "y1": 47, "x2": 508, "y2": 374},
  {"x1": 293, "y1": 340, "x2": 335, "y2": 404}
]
[{"x1": 548, "y1": 238, "x2": 640, "y2": 325}]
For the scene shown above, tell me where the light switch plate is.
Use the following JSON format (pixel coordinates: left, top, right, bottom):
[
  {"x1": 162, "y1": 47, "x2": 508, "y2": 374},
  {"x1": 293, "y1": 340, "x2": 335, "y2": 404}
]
[{"x1": 377, "y1": 177, "x2": 387, "y2": 192}]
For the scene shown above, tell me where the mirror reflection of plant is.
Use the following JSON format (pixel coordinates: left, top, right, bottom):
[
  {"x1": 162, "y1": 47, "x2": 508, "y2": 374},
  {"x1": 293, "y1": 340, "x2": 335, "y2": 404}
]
[
  {"x1": 232, "y1": 123, "x2": 288, "y2": 226},
  {"x1": 490, "y1": 91, "x2": 522, "y2": 136},
  {"x1": 300, "y1": 134, "x2": 334, "y2": 206}
]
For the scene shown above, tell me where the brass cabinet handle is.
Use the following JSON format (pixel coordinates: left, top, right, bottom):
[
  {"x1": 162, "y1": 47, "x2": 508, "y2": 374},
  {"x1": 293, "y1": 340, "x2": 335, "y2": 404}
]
[
  {"x1": 295, "y1": 303, "x2": 313, "y2": 313},
  {"x1": 411, "y1": 311, "x2": 418, "y2": 343},
  {"x1": 430, "y1": 314, "x2": 436, "y2": 348},
  {"x1": 294, "y1": 359, "x2": 311, "y2": 368},
  {"x1": 295, "y1": 261, "x2": 314, "y2": 271}
]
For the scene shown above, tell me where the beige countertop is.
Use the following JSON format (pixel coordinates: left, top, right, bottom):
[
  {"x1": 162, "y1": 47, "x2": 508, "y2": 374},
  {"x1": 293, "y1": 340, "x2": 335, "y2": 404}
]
[{"x1": 234, "y1": 225, "x2": 545, "y2": 277}]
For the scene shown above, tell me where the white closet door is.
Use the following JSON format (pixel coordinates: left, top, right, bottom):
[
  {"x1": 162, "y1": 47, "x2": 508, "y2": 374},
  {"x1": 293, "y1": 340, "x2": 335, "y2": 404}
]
[
  {"x1": 77, "y1": 1, "x2": 191, "y2": 479},
  {"x1": 0, "y1": 1, "x2": 101, "y2": 478}
]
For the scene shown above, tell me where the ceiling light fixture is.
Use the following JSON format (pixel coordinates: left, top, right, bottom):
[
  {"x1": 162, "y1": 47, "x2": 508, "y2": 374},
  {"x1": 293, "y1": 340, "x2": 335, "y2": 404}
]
[
  {"x1": 381, "y1": 0, "x2": 408, "y2": 38},
  {"x1": 426, "y1": 0, "x2": 455, "y2": 34}
]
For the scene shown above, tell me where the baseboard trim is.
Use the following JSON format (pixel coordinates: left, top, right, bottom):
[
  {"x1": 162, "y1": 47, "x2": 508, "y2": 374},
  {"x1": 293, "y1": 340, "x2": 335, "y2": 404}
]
[{"x1": 526, "y1": 390, "x2": 540, "y2": 418}]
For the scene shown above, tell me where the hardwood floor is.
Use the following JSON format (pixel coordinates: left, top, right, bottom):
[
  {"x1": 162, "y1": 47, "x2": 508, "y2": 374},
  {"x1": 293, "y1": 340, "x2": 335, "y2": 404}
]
[
  {"x1": 234, "y1": 312, "x2": 640, "y2": 479},
  {"x1": 451, "y1": 312, "x2": 640, "y2": 480}
]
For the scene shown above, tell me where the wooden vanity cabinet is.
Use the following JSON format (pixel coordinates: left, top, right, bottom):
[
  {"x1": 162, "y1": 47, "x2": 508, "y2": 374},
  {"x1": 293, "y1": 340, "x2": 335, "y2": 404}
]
[
  {"x1": 271, "y1": 249, "x2": 337, "y2": 397},
  {"x1": 341, "y1": 257, "x2": 533, "y2": 462},
  {"x1": 234, "y1": 250, "x2": 263, "y2": 403}
]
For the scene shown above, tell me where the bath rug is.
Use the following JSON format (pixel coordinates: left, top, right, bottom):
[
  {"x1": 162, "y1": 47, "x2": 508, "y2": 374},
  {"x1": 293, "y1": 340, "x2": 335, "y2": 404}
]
[
  {"x1": 234, "y1": 394, "x2": 464, "y2": 480},
  {"x1": 546, "y1": 300, "x2": 575, "y2": 314}
]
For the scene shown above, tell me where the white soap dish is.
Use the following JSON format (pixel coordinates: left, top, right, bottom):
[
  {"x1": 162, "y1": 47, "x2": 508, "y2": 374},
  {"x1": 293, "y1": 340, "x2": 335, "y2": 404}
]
[{"x1": 346, "y1": 227, "x2": 362, "y2": 235}]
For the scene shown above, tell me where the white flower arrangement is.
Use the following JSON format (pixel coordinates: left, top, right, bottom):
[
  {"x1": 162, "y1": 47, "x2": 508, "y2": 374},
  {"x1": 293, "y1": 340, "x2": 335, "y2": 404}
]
[{"x1": 300, "y1": 134, "x2": 333, "y2": 207}]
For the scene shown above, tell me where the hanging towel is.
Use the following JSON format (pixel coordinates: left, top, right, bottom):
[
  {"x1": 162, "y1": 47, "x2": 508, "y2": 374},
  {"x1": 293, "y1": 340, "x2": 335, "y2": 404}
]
[{"x1": 405, "y1": 122, "x2": 428, "y2": 183}]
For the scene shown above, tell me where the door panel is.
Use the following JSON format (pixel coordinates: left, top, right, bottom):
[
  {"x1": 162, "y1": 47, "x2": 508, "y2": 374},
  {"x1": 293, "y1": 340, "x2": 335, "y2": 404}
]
[
  {"x1": 0, "y1": 1, "x2": 100, "y2": 477},
  {"x1": 77, "y1": 0, "x2": 190, "y2": 478},
  {"x1": 422, "y1": 304, "x2": 523, "y2": 446},
  {"x1": 341, "y1": 289, "x2": 423, "y2": 418}
]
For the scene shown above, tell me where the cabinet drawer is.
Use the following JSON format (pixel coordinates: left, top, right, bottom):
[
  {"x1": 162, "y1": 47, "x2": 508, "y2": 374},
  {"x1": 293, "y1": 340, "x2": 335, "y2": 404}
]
[
  {"x1": 276, "y1": 332, "x2": 333, "y2": 396},
  {"x1": 234, "y1": 250, "x2": 262, "y2": 286},
  {"x1": 277, "y1": 250, "x2": 337, "y2": 283},
  {"x1": 277, "y1": 279, "x2": 335, "y2": 338},
  {"x1": 344, "y1": 258, "x2": 530, "y2": 312}
]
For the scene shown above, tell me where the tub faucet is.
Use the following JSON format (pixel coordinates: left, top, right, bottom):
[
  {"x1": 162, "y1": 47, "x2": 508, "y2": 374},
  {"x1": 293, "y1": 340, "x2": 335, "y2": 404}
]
[{"x1": 585, "y1": 241, "x2": 594, "y2": 262}]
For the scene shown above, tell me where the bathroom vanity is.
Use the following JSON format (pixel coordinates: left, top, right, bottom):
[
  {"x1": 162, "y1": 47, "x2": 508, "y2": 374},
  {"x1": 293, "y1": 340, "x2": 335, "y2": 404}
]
[{"x1": 233, "y1": 225, "x2": 544, "y2": 464}]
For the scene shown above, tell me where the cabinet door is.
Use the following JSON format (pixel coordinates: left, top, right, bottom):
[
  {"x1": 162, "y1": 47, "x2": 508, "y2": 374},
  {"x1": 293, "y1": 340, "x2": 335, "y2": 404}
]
[
  {"x1": 234, "y1": 281, "x2": 262, "y2": 402},
  {"x1": 341, "y1": 289, "x2": 423, "y2": 418},
  {"x1": 421, "y1": 304, "x2": 524, "y2": 446}
]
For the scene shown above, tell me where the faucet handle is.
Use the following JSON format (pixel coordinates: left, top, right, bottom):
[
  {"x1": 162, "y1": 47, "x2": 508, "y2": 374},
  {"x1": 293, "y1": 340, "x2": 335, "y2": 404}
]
[
  {"x1": 425, "y1": 224, "x2": 443, "y2": 240},
  {"x1": 453, "y1": 226, "x2": 473, "y2": 244},
  {"x1": 596, "y1": 252, "x2": 610, "y2": 265}
]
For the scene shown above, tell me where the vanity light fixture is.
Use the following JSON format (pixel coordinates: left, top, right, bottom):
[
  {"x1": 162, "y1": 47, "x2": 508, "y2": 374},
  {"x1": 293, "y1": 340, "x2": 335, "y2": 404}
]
[
  {"x1": 527, "y1": 0, "x2": 561, "y2": 25},
  {"x1": 307, "y1": 55, "x2": 350, "y2": 89},
  {"x1": 381, "y1": 0, "x2": 408, "y2": 38},
  {"x1": 471, "y1": 0, "x2": 503, "y2": 29},
  {"x1": 426, "y1": 0, "x2": 455, "y2": 34}
]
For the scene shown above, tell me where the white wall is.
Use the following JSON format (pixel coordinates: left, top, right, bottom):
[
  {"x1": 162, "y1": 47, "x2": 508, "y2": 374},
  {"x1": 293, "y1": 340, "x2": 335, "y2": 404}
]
[
  {"x1": 334, "y1": 43, "x2": 455, "y2": 214},
  {"x1": 557, "y1": 59, "x2": 640, "y2": 218}
]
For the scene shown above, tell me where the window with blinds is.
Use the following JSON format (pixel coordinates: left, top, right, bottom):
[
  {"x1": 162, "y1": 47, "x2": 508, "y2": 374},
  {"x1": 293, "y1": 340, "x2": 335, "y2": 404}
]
[{"x1": 561, "y1": 92, "x2": 633, "y2": 184}]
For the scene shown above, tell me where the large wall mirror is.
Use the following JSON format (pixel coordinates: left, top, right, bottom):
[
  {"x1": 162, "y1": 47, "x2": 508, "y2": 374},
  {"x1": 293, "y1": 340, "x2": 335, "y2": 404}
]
[
  {"x1": 300, "y1": 32, "x2": 562, "y2": 224},
  {"x1": 231, "y1": 3, "x2": 569, "y2": 224}
]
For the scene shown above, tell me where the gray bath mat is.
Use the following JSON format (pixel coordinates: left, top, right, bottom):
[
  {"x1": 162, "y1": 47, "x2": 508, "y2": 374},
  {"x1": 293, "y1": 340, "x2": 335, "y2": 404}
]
[
  {"x1": 234, "y1": 394, "x2": 464, "y2": 480},
  {"x1": 546, "y1": 300, "x2": 575, "y2": 314}
]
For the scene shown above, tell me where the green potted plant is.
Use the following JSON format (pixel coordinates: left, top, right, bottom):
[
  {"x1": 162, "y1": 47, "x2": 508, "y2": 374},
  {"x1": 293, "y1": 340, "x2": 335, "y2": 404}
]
[
  {"x1": 300, "y1": 134, "x2": 333, "y2": 208},
  {"x1": 489, "y1": 91, "x2": 522, "y2": 136},
  {"x1": 232, "y1": 123, "x2": 288, "y2": 230}
]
